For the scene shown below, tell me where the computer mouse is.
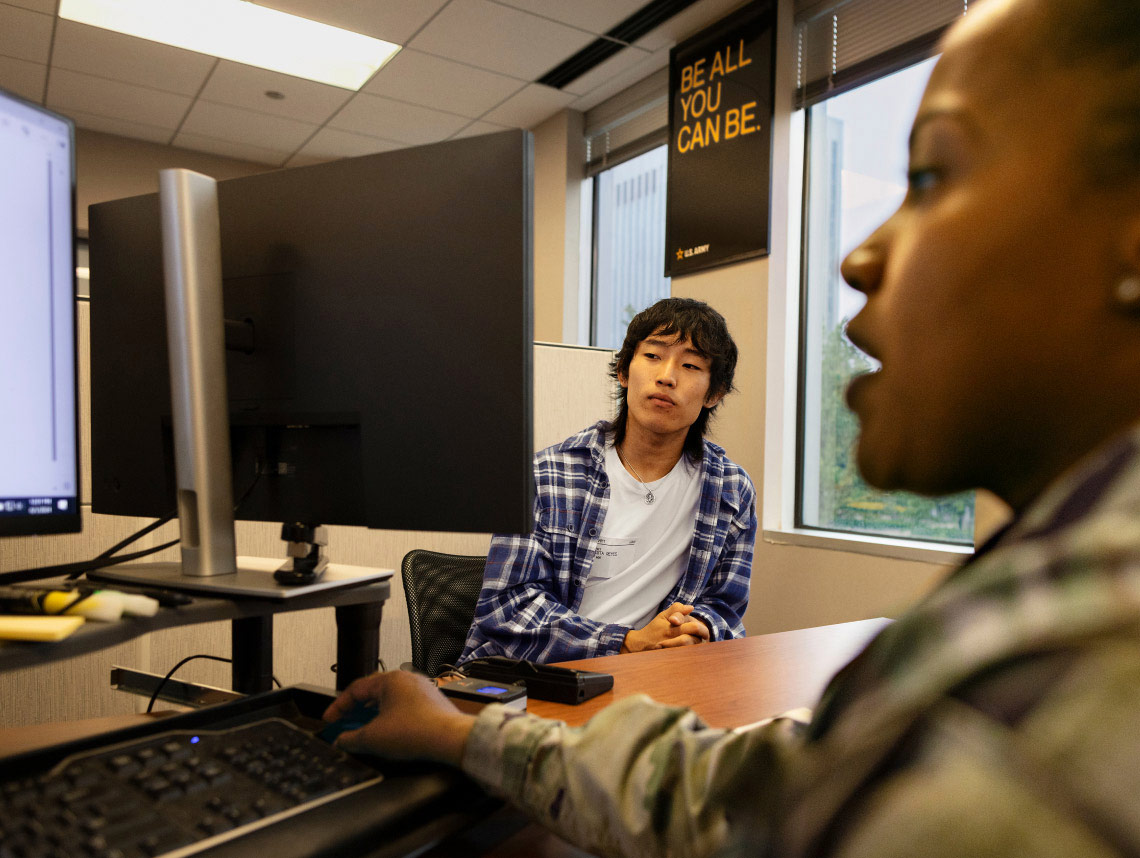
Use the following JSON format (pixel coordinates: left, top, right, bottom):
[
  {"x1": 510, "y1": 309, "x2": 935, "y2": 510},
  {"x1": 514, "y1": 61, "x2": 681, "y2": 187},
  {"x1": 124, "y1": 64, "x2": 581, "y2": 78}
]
[{"x1": 317, "y1": 702, "x2": 379, "y2": 745}]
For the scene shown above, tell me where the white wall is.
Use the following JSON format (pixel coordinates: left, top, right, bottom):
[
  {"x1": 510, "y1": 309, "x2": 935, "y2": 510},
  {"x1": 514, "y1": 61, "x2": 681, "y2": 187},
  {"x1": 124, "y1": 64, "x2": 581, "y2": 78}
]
[
  {"x1": 532, "y1": 111, "x2": 587, "y2": 344},
  {"x1": 75, "y1": 129, "x2": 271, "y2": 233}
]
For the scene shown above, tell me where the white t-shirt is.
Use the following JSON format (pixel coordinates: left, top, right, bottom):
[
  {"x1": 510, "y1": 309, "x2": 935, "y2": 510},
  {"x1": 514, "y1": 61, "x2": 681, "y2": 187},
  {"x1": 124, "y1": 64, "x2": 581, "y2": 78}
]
[{"x1": 577, "y1": 443, "x2": 703, "y2": 628}]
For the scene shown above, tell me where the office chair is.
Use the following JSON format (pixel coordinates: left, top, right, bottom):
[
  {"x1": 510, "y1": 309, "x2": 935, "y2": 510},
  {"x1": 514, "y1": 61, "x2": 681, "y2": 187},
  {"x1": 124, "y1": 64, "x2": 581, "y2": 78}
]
[{"x1": 400, "y1": 550, "x2": 487, "y2": 677}]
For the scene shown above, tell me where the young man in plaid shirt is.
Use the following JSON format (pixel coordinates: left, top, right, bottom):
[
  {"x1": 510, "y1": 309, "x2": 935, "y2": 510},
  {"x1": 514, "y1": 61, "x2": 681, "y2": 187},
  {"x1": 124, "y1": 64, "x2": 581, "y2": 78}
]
[{"x1": 459, "y1": 297, "x2": 757, "y2": 665}]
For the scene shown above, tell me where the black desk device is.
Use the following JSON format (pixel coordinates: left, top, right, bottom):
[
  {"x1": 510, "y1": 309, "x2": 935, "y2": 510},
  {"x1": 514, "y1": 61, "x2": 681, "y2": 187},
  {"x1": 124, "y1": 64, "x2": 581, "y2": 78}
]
[
  {"x1": 460, "y1": 657, "x2": 613, "y2": 704},
  {"x1": 440, "y1": 678, "x2": 527, "y2": 706}
]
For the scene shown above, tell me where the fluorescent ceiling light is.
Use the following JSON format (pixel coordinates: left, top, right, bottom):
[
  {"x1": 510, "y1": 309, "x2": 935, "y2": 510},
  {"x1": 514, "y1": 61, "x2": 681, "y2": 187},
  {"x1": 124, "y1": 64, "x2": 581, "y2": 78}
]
[{"x1": 60, "y1": 0, "x2": 400, "y2": 91}]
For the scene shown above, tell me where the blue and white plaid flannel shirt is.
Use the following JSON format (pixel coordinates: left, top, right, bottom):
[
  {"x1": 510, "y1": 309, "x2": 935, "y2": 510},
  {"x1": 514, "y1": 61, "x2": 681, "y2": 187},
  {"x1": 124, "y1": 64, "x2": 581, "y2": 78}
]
[{"x1": 459, "y1": 421, "x2": 757, "y2": 664}]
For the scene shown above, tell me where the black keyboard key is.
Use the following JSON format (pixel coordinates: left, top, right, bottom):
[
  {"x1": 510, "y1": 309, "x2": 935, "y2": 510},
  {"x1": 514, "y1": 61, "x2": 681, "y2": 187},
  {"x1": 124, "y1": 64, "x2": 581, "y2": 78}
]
[
  {"x1": 107, "y1": 753, "x2": 133, "y2": 769},
  {"x1": 0, "y1": 718, "x2": 382, "y2": 858},
  {"x1": 139, "y1": 830, "x2": 195, "y2": 857}
]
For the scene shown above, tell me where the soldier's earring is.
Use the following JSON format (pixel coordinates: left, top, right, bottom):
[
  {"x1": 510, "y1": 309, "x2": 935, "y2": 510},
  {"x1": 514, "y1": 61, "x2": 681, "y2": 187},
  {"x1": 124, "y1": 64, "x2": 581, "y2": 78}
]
[{"x1": 1113, "y1": 275, "x2": 1140, "y2": 310}]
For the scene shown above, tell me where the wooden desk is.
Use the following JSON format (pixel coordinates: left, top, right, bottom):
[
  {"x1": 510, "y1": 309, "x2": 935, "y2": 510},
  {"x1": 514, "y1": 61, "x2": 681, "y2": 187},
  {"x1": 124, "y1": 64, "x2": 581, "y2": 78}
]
[
  {"x1": 0, "y1": 619, "x2": 890, "y2": 858},
  {"x1": 0, "y1": 712, "x2": 171, "y2": 756},
  {"x1": 426, "y1": 618, "x2": 890, "y2": 858},
  {"x1": 532, "y1": 617, "x2": 890, "y2": 728}
]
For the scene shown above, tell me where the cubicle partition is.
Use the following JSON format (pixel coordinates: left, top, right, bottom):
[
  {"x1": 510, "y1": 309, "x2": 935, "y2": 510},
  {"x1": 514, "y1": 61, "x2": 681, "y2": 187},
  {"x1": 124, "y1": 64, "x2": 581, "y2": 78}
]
[{"x1": 0, "y1": 332, "x2": 614, "y2": 728}]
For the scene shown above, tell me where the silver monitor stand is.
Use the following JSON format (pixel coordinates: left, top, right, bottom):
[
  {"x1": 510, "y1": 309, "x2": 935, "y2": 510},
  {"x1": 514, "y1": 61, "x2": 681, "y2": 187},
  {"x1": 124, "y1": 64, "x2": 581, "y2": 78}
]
[{"x1": 90, "y1": 169, "x2": 387, "y2": 600}]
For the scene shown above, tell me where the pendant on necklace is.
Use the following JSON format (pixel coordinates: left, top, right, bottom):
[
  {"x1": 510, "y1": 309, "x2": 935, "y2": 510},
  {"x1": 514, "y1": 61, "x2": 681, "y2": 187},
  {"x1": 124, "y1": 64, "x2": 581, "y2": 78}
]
[{"x1": 644, "y1": 490, "x2": 655, "y2": 505}]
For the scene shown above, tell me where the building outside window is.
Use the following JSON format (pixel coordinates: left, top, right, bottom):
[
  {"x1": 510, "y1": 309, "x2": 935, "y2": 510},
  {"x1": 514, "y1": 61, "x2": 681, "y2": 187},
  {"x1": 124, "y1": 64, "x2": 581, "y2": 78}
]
[
  {"x1": 798, "y1": 56, "x2": 975, "y2": 544},
  {"x1": 588, "y1": 145, "x2": 670, "y2": 349}
]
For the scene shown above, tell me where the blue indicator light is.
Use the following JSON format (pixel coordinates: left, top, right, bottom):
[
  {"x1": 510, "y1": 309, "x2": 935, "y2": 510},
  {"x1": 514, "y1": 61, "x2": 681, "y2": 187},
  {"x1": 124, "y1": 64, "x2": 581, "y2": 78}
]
[{"x1": 190, "y1": 736, "x2": 200, "y2": 744}]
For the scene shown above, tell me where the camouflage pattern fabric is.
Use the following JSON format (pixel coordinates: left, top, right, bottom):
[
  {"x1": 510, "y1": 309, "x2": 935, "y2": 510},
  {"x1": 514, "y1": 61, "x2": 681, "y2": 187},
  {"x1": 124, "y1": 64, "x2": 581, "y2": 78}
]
[{"x1": 461, "y1": 424, "x2": 1140, "y2": 857}]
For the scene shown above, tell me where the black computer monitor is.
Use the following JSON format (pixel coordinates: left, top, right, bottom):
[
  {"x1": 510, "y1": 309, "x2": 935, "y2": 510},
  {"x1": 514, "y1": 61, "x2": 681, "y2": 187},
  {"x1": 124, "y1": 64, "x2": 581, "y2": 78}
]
[
  {"x1": 0, "y1": 87, "x2": 80, "y2": 538},
  {"x1": 88, "y1": 130, "x2": 534, "y2": 540}
]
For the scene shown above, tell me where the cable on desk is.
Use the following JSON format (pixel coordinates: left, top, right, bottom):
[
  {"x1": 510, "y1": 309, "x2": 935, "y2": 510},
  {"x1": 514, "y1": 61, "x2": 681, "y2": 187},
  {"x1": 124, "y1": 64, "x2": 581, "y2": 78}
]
[
  {"x1": 330, "y1": 658, "x2": 387, "y2": 677},
  {"x1": 92, "y1": 511, "x2": 178, "y2": 562},
  {"x1": 0, "y1": 467, "x2": 265, "y2": 587},
  {"x1": 0, "y1": 539, "x2": 182, "y2": 586},
  {"x1": 87, "y1": 465, "x2": 263, "y2": 568},
  {"x1": 146, "y1": 654, "x2": 282, "y2": 713}
]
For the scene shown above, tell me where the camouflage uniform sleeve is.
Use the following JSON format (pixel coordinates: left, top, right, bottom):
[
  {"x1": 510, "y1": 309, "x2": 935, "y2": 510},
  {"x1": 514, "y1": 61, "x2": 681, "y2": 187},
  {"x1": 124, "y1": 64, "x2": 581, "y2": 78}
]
[{"x1": 461, "y1": 694, "x2": 808, "y2": 858}]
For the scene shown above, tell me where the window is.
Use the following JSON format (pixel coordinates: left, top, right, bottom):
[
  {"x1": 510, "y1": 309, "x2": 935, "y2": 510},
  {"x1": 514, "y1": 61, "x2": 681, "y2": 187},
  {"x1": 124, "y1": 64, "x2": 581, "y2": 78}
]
[
  {"x1": 588, "y1": 145, "x2": 671, "y2": 349},
  {"x1": 797, "y1": 57, "x2": 975, "y2": 544}
]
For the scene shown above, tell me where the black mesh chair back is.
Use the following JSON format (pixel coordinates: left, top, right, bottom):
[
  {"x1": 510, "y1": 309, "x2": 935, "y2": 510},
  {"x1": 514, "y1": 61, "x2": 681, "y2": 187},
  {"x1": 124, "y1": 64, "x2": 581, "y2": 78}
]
[{"x1": 401, "y1": 550, "x2": 487, "y2": 677}]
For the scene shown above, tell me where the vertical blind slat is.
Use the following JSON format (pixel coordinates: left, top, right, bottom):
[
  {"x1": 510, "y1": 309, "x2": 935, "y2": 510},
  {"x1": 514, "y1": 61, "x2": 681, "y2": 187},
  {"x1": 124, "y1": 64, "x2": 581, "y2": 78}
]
[{"x1": 796, "y1": 0, "x2": 967, "y2": 105}]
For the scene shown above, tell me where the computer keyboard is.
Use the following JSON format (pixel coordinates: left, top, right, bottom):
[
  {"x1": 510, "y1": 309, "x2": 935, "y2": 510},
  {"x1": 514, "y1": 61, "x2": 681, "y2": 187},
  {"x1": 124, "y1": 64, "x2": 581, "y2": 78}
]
[{"x1": 0, "y1": 717, "x2": 381, "y2": 858}]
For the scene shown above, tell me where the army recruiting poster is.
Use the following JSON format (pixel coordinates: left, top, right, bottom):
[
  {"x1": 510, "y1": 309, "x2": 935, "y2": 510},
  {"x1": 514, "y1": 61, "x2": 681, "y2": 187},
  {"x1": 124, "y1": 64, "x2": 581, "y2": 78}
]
[{"x1": 666, "y1": 1, "x2": 776, "y2": 276}]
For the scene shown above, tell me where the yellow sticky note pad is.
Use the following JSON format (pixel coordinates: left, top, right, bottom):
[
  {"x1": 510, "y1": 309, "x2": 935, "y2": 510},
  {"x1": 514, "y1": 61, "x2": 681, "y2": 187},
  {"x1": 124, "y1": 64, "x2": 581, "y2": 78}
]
[{"x1": 0, "y1": 615, "x2": 86, "y2": 641}]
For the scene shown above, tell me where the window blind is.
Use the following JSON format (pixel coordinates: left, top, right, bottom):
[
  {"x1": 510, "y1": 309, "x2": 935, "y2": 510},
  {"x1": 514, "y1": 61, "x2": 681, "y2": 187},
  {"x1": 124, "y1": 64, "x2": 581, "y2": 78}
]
[
  {"x1": 583, "y1": 0, "x2": 971, "y2": 165},
  {"x1": 584, "y1": 69, "x2": 669, "y2": 176},
  {"x1": 795, "y1": 0, "x2": 970, "y2": 106}
]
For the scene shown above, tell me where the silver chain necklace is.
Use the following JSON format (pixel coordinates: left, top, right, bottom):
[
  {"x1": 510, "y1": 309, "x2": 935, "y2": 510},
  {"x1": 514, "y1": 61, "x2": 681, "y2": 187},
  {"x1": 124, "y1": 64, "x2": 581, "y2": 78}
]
[{"x1": 617, "y1": 445, "x2": 656, "y2": 505}]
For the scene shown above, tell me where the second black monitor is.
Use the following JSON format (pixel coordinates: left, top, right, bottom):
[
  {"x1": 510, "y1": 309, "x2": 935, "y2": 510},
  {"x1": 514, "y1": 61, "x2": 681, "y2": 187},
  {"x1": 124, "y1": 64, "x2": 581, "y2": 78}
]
[{"x1": 89, "y1": 129, "x2": 534, "y2": 536}]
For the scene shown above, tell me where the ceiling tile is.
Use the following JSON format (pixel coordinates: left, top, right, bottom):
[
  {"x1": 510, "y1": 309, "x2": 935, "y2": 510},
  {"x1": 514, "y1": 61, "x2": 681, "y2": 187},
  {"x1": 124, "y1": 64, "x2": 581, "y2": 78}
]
[
  {"x1": 0, "y1": 55, "x2": 47, "y2": 103},
  {"x1": 560, "y1": 44, "x2": 654, "y2": 96},
  {"x1": 480, "y1": 83, "x2": 575, "y2": 129},
  {"x1": 490, "y1": 0, "x2": 646, "y2": 36},
  {"x1": 47, "y1": 68, "x2": 193, "y2": 129},
  {"x1": 329, "y1": 91, "x2": 470, "y2": 145},
  {"x1": 171, "y1": 131, "x2": 290, "y2": 166},
  {"x1": 63, "y1": 107, "x2": 174, "y2": 145},
  {"x1": 409, "y1": 0, "x2": 595, "y2": 81},
  {"x1": 51, "y1": 19, "x2": 215, "y2": 96},
  {"x1": 449, "y1": 119, "x2": 512, "y2": 140},
  {"x1": 569, "y1": 48, "x2": 670, "y2": 112},
  {"x1": 200, "y1": 61, "x2": 353, "y2": 124},
  {"x1": 3, "y1": 0, "x2": 54, "y2": 10},
  {"x1": 362, "y1": 49, "x2": 523, "y2": 119},
  {"x1": 0, "y1": 0, "x2": 747, "y2": 166},
  {"x1": 0, "y1": 4, "x2": 52, "y2": 63},
  {"x1": 292, "y1": 126, "x2": 401, "y2": 162},
  {"x1": 251, "y1": 0, "x2": 449, "y2": 45},
  {"x1": 284, "y1": 151, "x2": 333, "y2": 169},
  {"x1": 180, "y1": 99, "x2": 318, "y2": 151},
  {"x1": 635, "y1": 0, "x2": 748, "y2": 51}
]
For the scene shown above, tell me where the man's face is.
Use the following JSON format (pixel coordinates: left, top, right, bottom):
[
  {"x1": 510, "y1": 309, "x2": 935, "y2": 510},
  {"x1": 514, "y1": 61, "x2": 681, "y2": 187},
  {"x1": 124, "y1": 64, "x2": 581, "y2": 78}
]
[
  {"x1": 841, "y1": 0, "x2": 1134, "y2": 506},
  {"x1": 619, "y1": 330, "x2": 722, "y2": 442}
]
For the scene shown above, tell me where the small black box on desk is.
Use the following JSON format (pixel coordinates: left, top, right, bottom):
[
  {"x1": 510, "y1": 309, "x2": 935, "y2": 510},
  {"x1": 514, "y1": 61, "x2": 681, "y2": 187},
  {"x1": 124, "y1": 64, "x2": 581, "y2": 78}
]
[{"x1": 460, "y1": 657, "x2": 613, "y2": 704}]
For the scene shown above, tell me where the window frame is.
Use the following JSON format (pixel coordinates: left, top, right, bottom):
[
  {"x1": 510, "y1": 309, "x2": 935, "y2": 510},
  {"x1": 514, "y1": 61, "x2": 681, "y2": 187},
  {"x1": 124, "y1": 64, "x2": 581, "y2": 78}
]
[
  {"x1": 761, "y1": 0, "x2": 975, "y2": 565},
  {"x1": 793, "y1": 62, "x2": 974, "y2": 548},
  {"x1": 585, "y1": 143, "x2": 672, "y2": 349}
]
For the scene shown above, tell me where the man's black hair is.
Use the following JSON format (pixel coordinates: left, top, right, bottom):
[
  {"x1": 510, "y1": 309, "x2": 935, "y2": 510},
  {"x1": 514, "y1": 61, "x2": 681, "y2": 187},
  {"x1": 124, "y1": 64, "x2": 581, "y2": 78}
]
[{"x1": 608, "y1": 297, "x2": 738, "y2": 460}]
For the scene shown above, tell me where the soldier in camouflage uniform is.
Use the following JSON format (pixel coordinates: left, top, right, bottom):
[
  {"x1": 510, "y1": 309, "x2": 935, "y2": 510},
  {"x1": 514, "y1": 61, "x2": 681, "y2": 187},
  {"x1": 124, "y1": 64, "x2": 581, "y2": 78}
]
[{"x1": 327, "y1": 0, "x2": 1140, "y2": 855}]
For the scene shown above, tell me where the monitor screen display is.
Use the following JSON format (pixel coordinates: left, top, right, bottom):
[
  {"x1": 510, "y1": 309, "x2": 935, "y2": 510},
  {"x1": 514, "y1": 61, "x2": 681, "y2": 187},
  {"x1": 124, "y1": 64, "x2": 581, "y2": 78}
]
[
  {"x1": 0, "y1": 87, "x2": 80, "y2": 537},
  {"x1": 89, "y1": 130, "x2": 534, "y2": 536}
]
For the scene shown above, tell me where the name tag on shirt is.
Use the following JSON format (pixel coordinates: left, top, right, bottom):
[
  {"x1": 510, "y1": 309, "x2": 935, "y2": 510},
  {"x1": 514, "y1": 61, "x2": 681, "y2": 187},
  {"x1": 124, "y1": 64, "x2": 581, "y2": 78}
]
[{"x1": 590, "y1": 537, "x2": 638, "y2": 580}]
